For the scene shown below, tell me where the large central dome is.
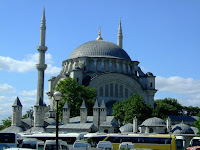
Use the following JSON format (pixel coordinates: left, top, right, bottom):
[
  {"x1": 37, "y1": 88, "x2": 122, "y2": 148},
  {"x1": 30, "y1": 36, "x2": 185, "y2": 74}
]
[{"x1": 68, "y1": 40, "x2": 131, "y2": 60}]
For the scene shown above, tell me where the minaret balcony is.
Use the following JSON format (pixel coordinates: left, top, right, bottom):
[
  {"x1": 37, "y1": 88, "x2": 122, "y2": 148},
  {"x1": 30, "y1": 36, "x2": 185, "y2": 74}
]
[
  {"x1": 37, "y1": 46, "x2": 47, "y2": 51},
  {"x1": 36, "y1": 64, "x2": 47, "y2": 70}
]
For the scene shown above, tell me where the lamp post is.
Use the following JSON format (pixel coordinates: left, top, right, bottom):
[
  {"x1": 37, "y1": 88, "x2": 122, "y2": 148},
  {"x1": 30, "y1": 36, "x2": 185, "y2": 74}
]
[
  {"x1": 53, "y1": 91, "x2": 62, "y2": 150},
  {"x1": 169, "y1": 126, "x2": 172, "y2": 150}
]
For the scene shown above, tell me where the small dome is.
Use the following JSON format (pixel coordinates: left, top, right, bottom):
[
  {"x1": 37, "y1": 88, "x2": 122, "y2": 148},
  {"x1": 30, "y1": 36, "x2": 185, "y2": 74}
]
[
  {"x1": 120, "y1": 123, "x2": 133, "y2": 133},
  {"x1": 141, "y1": 117, "x2": 166, "y2": 127},
  {"x1": 172, "y1": 123, "x2": 194, "y2": 134},
  {"x1": 68, "y1": 40, "x2": 131, "y2": 61}
]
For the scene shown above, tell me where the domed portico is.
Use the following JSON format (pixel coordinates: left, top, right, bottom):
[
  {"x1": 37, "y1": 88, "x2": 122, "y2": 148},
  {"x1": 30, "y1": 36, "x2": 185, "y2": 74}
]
[{"x1": 47, "y1": 21, "x2": 157, "y2": 114}]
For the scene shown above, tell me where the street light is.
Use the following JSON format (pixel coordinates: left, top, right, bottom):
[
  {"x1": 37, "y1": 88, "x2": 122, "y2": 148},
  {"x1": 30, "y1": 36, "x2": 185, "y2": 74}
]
[
  {"x1": 53, "y1": 91, "x2": 62, "y2": 150},
  {"x1": 169, "y1": 126, "x2": 172, "y2": 150}
]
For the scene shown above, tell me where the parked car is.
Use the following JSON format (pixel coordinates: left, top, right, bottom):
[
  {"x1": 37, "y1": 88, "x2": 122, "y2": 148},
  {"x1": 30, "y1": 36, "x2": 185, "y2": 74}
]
[
  {"x1": 44, "y1": 140, "x2": 68, "y2": 150},
  {"x1": 187, "y1": 146, "x2": 200, "y2": 150},
  {"x1": 73, "y1": 140, "x2": 90, "y2": 148},
  {"x1": 190, "y1": 137, "x2": 200, "y2": 147},
  {"x1": 97, "y1": 141, "x2": 113, "y2": 150},
  {"x1": 119, "y1": 142, "x2": 135, "y2": 150}
]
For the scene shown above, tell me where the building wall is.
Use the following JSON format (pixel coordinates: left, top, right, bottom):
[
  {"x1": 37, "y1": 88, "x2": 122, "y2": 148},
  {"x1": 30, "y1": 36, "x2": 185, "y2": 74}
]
[{"x1": 48, "y1": 57, "x2": 156, "y2": 111}]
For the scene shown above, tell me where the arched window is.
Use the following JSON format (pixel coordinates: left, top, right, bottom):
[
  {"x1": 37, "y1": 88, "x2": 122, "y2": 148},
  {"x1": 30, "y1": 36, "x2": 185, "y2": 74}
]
[
  {"x1": 110, "y1": 83, "x2": 113, "y2": 97},
  {"x1": 105, "y1": 84, "x2": 109, "y2": 97},
  {"x1": 115, "y1": 84, "x2": 118, "y2": 97},
  {"x1": 100, "y1": 87, "x2": 103, "y2": 97},
  {"x1": 119, "y1": 85, "x2": 123, "y2": 98},
  {"x1": 125, "y1": 88, "x2": 128, "y2": 98},
  {"x1": 149, "y1": 128, "x2": 153, "y2": 133},
  {"x1": 150, "y1": 82, "x2": 153, "y2": 87}
]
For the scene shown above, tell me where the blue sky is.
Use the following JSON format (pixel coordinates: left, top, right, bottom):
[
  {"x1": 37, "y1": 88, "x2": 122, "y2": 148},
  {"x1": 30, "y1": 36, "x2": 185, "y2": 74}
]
[{"x1": 0, "y1": 0, "x2": 200, "y2": 123}]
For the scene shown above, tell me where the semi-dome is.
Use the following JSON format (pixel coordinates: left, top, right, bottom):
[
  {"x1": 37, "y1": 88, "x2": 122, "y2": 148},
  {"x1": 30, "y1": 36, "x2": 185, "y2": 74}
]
[
  {"x1": 141, "y1": 117, "x2": 166, "y2": 127},
  {"x1": 68, "y1": 40, "x2": 131, "y2": 61}
]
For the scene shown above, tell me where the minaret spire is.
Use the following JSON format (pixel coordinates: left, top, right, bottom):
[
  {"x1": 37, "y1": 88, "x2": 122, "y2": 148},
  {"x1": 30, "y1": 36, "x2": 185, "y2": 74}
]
[
  {"x1": 36, "y1": 7, "x2": 47, "y2": 105},
  {"x1": 117, "y1": 18, "x2": 123, "y2": 49},
  {"x1": 40, "y1": 7, "x2": 46, "y2": 46}
]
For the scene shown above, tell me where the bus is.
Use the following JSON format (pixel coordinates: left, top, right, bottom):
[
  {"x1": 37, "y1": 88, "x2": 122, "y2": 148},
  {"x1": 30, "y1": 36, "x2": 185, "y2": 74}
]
[
  {"x1": 87, "y1": 133, "x2": 177, "y2": 150},
  {"x1": 19, "y1": 133, "x2": 84, "y2": 144},
  {"x1": 0, "y1": 133, "x2": 18, "y2": 147}
]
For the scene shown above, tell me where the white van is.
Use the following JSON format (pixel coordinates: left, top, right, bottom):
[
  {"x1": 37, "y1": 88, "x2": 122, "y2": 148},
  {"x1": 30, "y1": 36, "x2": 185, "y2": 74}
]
[
  {"x1": 73, "y1": 140, "x2": 90, "y2": 148},
  {"x1": 119, "y1": 142, "x2": 135, "y2": 150},
  {"x1": 190, "y1": 137, "x2": 200, "y2": 147},
  {"x1": 21, "y1": 138, "x2": 38, "y2": 149},
  {"x1": 44, "y1": 140, "x2": 69, "y2": 150},
  {"x1": 37, "y1": 140, "x2": 44, "y2": 150},
  {"x1": 97, "y1": 141, "x2": 113, "y2": 150}
]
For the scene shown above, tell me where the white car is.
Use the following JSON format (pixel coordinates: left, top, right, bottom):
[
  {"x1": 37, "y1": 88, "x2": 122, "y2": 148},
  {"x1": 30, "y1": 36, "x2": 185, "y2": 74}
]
[
  {"x1": 97, "y1": 141, "x2": 113, "y2": 150},
  {"x1": 119, "y1": 142, "x2": 135, "y2": 150},
  {"x1": 73, "y1": 140, "x2": 90, "y2": 148}
]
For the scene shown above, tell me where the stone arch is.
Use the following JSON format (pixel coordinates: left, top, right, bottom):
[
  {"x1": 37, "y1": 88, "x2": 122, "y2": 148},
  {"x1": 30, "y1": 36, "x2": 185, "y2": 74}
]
[{"x1": 89, "y1": 73, "x2": 146, "y2": 113}]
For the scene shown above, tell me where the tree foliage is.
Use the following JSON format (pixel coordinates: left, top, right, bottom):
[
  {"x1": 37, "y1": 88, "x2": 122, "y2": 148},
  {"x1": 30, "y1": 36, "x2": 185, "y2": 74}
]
[
  {"x1": 55, "y1": 77, "x2": 96, "y2": 119},
  {"x1": 112, "y1": 94, "x2": 152, "y2": 125},
  {"x1": 0, "y1": 116, "x2": 11, "y2": 130},
  {"x1": 152, "y1": 98, "x2": 183, "y2": 119},
  {"x1": 183, "y1": 106, "x2": 200, "y2": 116},
  {"x1": 194, "y1": 113, "x2": 200, "y2": 134}
]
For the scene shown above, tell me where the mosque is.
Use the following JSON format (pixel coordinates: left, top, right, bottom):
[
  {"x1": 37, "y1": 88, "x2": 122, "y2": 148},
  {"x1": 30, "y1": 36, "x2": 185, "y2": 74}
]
[
  {"x1": 1, "y1": 8, "x2": 158, "y2": 133},
  {"x1": 1, "y1": 10, "x2": 199, "y2": 145}
]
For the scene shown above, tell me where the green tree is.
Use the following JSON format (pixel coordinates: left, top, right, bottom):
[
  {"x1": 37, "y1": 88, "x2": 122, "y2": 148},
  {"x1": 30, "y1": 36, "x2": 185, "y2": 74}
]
[
  {"x1": 183, "y1": 106, "x2": 200, "y2": 116},
  {"x1": 194, "y1": 113, "x2": 200, "y2": 134},
  {"x1": 0, "y1": 116, "x2": 11, "y2": 130},
  {"x1": 55, "y1": 77, "x2": 96, "y2": 119},
  {"x1": 113, "y1": 94, "x2": 152, "y2": 125},
  {"x1": 153, "y1": 98, "x2": 183, "y2": 118}
]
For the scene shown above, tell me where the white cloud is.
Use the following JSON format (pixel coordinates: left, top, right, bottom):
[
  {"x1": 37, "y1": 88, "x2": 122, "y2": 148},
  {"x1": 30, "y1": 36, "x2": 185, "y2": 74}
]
[
  {"x1": 156, "y1": 76, "x2": 200, "y2": 94},
  {"x1": 46, "y1": 64, "x2": 61, "y2": 75},
  {"x1": 19, "y1": 90, "x2": 37, "y2": 97},
  {"x1": 0, "y1": 95, "x2": 49, "y2": 123},
  {"x1": 0, "y1": 53, "x2": 61, "y2": 75},
  {"x1": 0, "y1": 83, "x2": 16, "y2": 94},
  {"x1": 156, "y1": 76, "x2": 200, "y2": 107}
]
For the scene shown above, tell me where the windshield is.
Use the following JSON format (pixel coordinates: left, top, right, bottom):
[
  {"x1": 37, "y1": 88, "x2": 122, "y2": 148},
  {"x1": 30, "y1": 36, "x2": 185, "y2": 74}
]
[
  {"x1": 192, "y1": 139, "x2": 200, "y2": 146},
  {"x1": 45, "y1": 144, "x2": 60, "y2": 150},
  {"x1": 176, "y1": 139, "x2": 183, "y2": 150},
  {"x1": 22, "y1": 143, "x2": 36, "y2": 149}
]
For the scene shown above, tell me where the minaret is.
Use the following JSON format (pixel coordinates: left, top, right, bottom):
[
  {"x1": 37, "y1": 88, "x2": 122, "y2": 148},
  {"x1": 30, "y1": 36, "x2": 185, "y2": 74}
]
[
  {"x1": 80, "y1": 100, "x2": 87, "y2": 123},
  {"x1": 93, "y1": 99, "x2": 99, "y2": 131},
  {"x1": 63, "y1": 101, "x2": 70, "y2": 124},
  {"x1": 34, "y1": 8, "x2": 47, "y2": 127},
  {"x1": 117, "y1": 18, "x2": 123, "y2": 49},
  {"x1": 12, "y1": 97, "x2": 22, "y2": 126},
  {"x1": 36, "y1": 7, "x2": 47, "y2": 104},
  {"x1": 99, "y1": 99, "x2": 107, "y2": 125}
]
